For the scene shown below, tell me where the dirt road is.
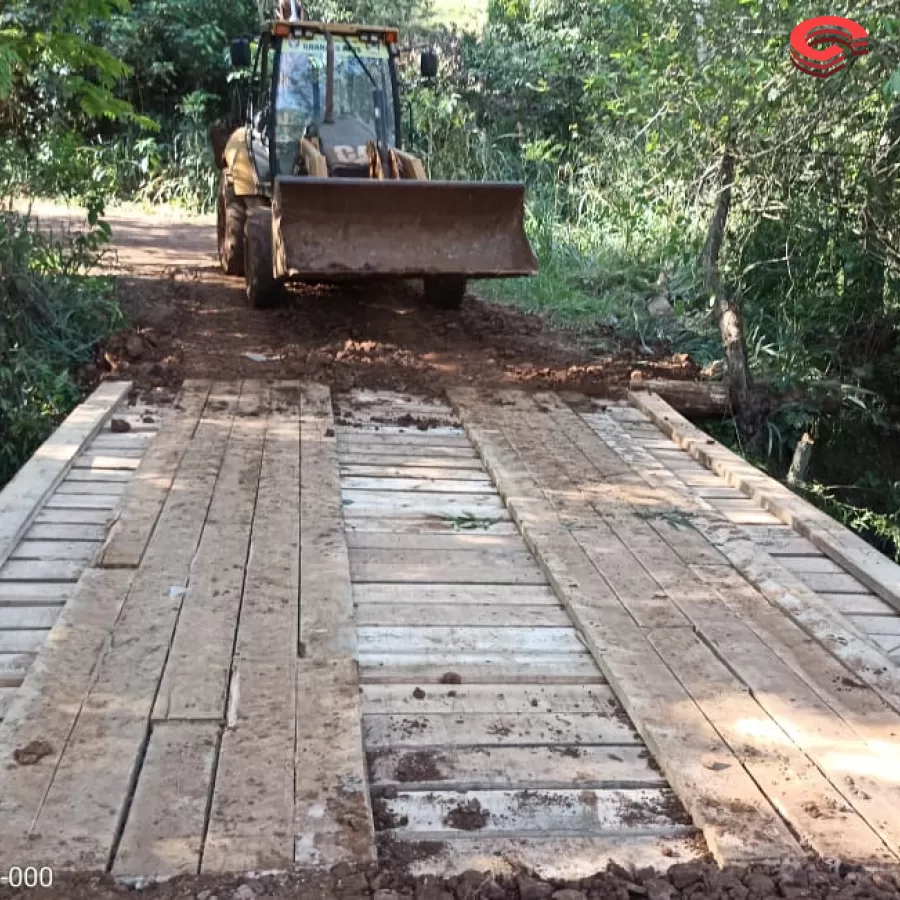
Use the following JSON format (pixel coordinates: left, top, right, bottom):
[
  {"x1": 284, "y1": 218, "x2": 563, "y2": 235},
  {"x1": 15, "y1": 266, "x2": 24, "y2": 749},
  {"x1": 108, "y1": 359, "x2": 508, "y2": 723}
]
[{"x1": 20, "y1": 202, "x2": 695, "y2": 400}]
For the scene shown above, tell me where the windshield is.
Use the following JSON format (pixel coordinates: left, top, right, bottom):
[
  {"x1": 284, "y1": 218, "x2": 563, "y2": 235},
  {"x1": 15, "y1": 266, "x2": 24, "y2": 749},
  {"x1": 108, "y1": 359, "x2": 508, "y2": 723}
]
[{"x1": 274, "y1": 35, "x2": 396, "y2": 175}]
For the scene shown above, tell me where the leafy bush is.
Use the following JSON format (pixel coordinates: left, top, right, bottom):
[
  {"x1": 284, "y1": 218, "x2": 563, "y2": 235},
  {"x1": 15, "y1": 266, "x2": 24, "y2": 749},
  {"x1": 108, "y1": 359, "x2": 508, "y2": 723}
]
[{"x1": 0, "y1": 211, "x2": 123, "y2": 488}]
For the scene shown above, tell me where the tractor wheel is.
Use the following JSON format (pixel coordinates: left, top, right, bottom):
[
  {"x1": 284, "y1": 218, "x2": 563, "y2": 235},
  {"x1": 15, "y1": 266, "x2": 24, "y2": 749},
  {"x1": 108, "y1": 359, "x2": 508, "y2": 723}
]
[
  {"x1": 217, "y1": 171, "x2": 245, "y2": 276},
  {"x1": 244, "y1": 207, "x2": 281, "y2": 309},
  {"x1": 424, "y1": 276, "x2": 466, "y2": 310}
]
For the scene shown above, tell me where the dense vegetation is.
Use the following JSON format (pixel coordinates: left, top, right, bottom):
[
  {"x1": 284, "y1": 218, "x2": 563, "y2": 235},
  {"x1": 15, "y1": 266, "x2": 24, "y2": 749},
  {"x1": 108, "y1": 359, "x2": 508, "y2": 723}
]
[{"x1": 1, "y1": 0, "x2": 899, "y2": 558}]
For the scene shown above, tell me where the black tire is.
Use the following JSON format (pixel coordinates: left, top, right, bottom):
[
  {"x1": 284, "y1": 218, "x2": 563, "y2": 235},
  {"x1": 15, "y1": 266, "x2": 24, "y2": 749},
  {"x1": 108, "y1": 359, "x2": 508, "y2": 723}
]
[
  {"x1": 244, "y1": 207, "x2": 280, "y2": 309},
  {"x1": 217, "y1": 171, "x2": 246, "y2": 276},
  {"x1": 424, "y1": 276, "x2": 467, "y2": 310}
]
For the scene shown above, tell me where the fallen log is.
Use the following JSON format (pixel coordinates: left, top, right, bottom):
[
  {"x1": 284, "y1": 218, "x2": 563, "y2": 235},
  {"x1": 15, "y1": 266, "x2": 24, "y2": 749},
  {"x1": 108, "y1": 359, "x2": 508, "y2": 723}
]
[{"x1": 629, "y1": 376, "x2": 844, "y2": 418}]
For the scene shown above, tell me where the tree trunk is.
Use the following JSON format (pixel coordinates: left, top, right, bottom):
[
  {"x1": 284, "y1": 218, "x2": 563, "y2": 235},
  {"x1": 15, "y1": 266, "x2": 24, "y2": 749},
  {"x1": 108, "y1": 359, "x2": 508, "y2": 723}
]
[{"x1": 701, "y1": 149, "x2": 765, "y2": 453}]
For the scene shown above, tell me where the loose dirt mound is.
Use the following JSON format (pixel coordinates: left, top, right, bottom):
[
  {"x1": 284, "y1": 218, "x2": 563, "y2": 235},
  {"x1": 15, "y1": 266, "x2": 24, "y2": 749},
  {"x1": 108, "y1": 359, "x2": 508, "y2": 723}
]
[{"x1": 56, "y1": 205, "x2": 697, "y2": 400}]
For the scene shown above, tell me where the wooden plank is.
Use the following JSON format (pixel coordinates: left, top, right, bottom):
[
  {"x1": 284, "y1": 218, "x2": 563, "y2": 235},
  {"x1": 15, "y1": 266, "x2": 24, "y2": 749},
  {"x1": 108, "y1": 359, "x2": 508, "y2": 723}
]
[
  {"x1": 0, "y1": 560, "x2": 83, "y2": 581},
  {"x1": 0, "y1": 631, "x2": 48, "y2": 653},
  {"x1": 738, "y1": 525, "x2": 820, "y2": 556},
  {"x1": 365, "y1": 710, "x2": 639, "y2": 748},
  {"x1": 99, "y1": 381, "x2": 211, "y2": 569},
  {"x1": 0, "y1": 605, "x2": 62, "y2": 629},
  {"x1": 293, "y1": 659, "x2": 376, "y2": 869},
  {"x1": 89, "y1": 432, "x2": 155, "y2": 449},
  {"x1": 34, "y1": 508, "x2": 116, "y2": 525},
  {"x1": 351, "y1": 560, "x2": 546, "y2": 585},
  {"x1": 344, "y1": 515, "x2": 515, "y2": 534},
  {"x1": 342, "y1": 476, "x2": 493, "y2": 494},
  {"x1": 353, "y1": 584, "x2": 559, "y2": 605},
  {"x1": 367, "y1": 745, "x2": 665, "y2": 791},
  {"x1": 360, "y1": 654, "x2": 604, "y2": 685},
  {"x1": 450, "y1": 386, "x2": 801, "y2": 866},
  {"x1": 650, "y1": 626, "x2": 896, "y2": 864},
  {"x1": 43, "y1": 493, "x2": 123, "y2": 510},
  {"x1": 823, "y1": 593, "x2": 897, "y2": 616},
  {"x1": 355, "y1": 604, "x2": 570, "y2": 628},
  {"x1": 358, "y1": 626, "x2": 582, "y2": 656},
  {"x1": 10, "y1": 540, "x2": 101, "y2": 563},
  {"x1": 153, "y1": 383, "x2": 266, "y2": 721},
  {"x1": 0, "y1": 381, "x2": 130, "y2": 570},
  {"x1": 340, "y1": 453, "x2": 484, "y2": 470},
  {"x1": 341, "y1": 464, "x2": 490, "y2": 481},
  {"x1": 347, "y1": 532, "x2": 523, "y2": 552},
  {"x1": 18, "y1": 385, "x2": 239, "y2": 870},
  {"x1": 24, "y1": 523, "x2": 108, "y2": 542},
  {"x1": 849, "y1": 614, "x2": 900, "y2": 636},
  {"x1": 203, "y1": 382, "x2": 300, "y2": 873},
  {"x1": 632, "y1": 391, "x2": 900, "y2": 615},
  {"x1": 794, "y1": 571, "x2": 869, "y2": 594},
  {"x1": 112, "y1": 722, "x2": 218, "y2": 877},
  {"x1": 0, "y1": 653, "x2": 32, "y2": 686},
  {"x1": 342, "y1": 490, "x2": 503, "y2": 515},
  {"x1": 202, "y1": 663, "x2": 295, "y2": 872},
  {"x1": 64, "y1": 469, "x2": 133, "y2": 484},
  {"x1": 396, "y1": 834, "x2": 705, "y2": 880},
  {"x1": 54, "y1": 480, "x2": 127, "y2": 496},
  {"x1": 0, "y1": 569, "x2": 134, "y2": 862},
  {"x1": 0, "y1": 581, "x2": 73, "y2": 604},
  {"x1": 300, "y1": 383, "x2": 355, "y2": 660},
  {"x1": 72, "y1": 453, "x2": 143, "y2": 469},
  {"x1": 337, "y1": 432, "x2": 471, "y2": 447},
  {"x1": 778, "y1": 555, "x2": 851, "y2": 574},
  {"x1": 382, "y1": 788, "x2": 689, "y2": 836},
  {"x1": 707, "y1": 500, "x2": 783, "y2": 526},
  {"x1": 361, "y1": 683, "x2": 616, "y2": 714}
]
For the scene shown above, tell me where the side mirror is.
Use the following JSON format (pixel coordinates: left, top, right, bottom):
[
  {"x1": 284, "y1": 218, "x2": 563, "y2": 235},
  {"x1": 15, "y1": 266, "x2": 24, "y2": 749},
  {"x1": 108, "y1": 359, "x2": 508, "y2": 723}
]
[
  {"x1": 230, "y1": 38, "x2": 252, "y2": 69},
  {"x1": 420, "y1": 50, "x2": 438, "y2": 78}
]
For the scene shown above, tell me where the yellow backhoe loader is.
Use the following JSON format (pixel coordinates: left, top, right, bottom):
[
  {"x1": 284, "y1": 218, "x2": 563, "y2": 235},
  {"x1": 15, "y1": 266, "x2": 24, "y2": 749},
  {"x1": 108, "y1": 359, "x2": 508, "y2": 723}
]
[{"x1": 211, "y1": 1, "x2": 538, "y2": 309}]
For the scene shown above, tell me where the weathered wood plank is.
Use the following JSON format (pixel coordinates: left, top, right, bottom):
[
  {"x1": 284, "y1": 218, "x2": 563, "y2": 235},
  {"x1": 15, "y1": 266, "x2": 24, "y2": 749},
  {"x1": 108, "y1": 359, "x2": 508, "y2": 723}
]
[
  {"x1": 650, "y1": 626, "x2": 896, "y2": 864},
  {"x1": 0, "y1": 630, "x2": 48, "y2": 653},
  {"x1": 112, "y1": 722, "x2": 218, "y2": 877},
  {"x1": 351, "y1": 559, "x2": 546, "y2": 585},
  {"x1": 72, "y1": 453, "x2": 143, "y2": 469},
  {"x1": 850, "y1": 614, "x2": 900, "y2": 636},
  {"x1": 0, "y1": 569, "x2": 134, "y2": 863},
  {"x1": 301, "y1": 383, "x2": 355, "y2": 660},
  {"x1": 99, "y1": 381, "x2": 211, "y2": 569},
  {"x1": 396, "y1": 835, "x2": 705, "y2": 880},
  {"x1": 824, "y1": 593, "x2": 897, "y2": 616},
  {"x1": 353, "y1": 583, "x2": 559, "y2": 606},
  {"x1": 367, "y1": 745, "x2": 666, "y2": 791},
  {"x1": 360, "y1": 653, "x2": 605, "y2": 685},
  {"x1": 342, "y1": 476, "x2": 493, "y2": 494},
  {"x1": 17, "y1": 384, "x2": 239, "y2": 870},
  {"x1": 25, "y1": 523, "x2": 108, "y2": 542},
  {"x1": 358, "y1": 626, "x2": 582, "y2": 656},
  {"x1": 294, "y1": 659, "x2": 376, "y2": 869},
  {"x1": 340, "y1": 453, "x2": 484, "y2": 469},
  {"x1": 382, "y1": 788, "x2": 689, "y2": 836},
  {"x1": 0, "y1": 653, "x2": 32, "y2": 687},
  {"x1": 0, "y1": 381, "x2": 131, "y2": 570},
  {"x1": 43, "y1": 493, "x2": 123, "y2": 510},
  {"x1": 203, "y1": 382, "x2": 299, "y2": 873},
  {"x1": 0, "y1": 581, "x2": 73, "y2": 604},
  {"x1": 10, "y1": 540, "x2": 101, "y2": 563},
  {"x1": 64, "y1": 469, "x2": 133, "y2": 484},
  {"x1": 354, "y1": 603, "x2": 570, "y2": 628},
  {"x1": 346, "y1": 532, "x2": 523, "y2": 552},
  {"x1": 738, "y1": 525, "x2": 820, "y2": 556},
  {"x1": 450, "y1": 387, "x2": 801, "y2": 866},
  {"x1": 0, "y1": 687, "x2": 13, "y2": 720},
  {"x1": 632, "y1": 391, "x2": 900, "y2": 615},
  {"x1": 89, "y1": 432, "x2": 155, "y2": 450},
  {"x1": 337, "y1": 432, "x2": 471, "y2": 448},
  {"x1": 365, "y1": 710, "x2": 639, "y2": 748},
  {"x1": 54, "y1": 480, "x2": 127, "y2": 496},
  {"x1": 153, "y1": 382, "x2": 266, "y2": 721},
  {"x1": 341, "y1": 464, "x2": 490, "y2": 481},
  {"x1": 793, "y1": 571, "x2": 870, "y2": 594},
  {"x1": 361, "y1": 683, "x2": 616, "y2": 715},
  {"x1": 344, "y1": 515, "x2": 515, "y2": 534},
  {"x1": 777, "y1": 555, "x2": 852, "y2": 575},
  {"x1": 34, "y1": 508, "x2": 116, "y2": 525},
  {"x1": 0, "y1": 560, "x2": 84, "y2": 581},
  {"x1": 342, "y1": 491, "x2": 504, "y2": 517},
  {"x1": 0, "y1": 605, "x2": 62, "y2": 629}
]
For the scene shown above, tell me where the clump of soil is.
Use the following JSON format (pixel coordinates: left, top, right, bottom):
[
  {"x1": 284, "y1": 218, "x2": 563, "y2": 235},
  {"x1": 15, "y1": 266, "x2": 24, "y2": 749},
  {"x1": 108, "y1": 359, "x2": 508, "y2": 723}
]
[
  {"x1": 371, "y1": 797, "x2": 408, "y2": 832},
  {"x1": 440, "y1": 671, "x2": 462, "y2": 684},
  {"x1": 13, "y1": 739, "x2": 53, "y2": 765},
  {"x1": 444, "y1": 797, "x2": 490, "y2": 831},
  {"x1": 394, "y1": 750, "x2": 446, "y2": 783}
]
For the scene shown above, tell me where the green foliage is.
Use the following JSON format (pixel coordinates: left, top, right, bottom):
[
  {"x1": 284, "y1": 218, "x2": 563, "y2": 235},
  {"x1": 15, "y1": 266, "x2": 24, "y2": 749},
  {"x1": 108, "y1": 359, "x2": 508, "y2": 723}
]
[{"x1": 0, "y1": 212, "x2": 123, "y2": 489}]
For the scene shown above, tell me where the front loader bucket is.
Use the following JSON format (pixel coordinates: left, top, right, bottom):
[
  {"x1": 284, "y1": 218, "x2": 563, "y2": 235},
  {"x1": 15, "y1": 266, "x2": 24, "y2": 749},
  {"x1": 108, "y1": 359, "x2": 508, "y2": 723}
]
[{"x1": 272, "y1": 177, "x2": 538, "y2": 281}]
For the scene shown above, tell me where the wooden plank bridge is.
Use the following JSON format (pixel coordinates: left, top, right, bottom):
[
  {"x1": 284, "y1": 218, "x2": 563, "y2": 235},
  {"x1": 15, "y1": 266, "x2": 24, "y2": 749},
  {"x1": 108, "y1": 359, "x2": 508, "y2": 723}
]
[{"x1": 3, "y1": 380, "x2": 900, "y2": 879}]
